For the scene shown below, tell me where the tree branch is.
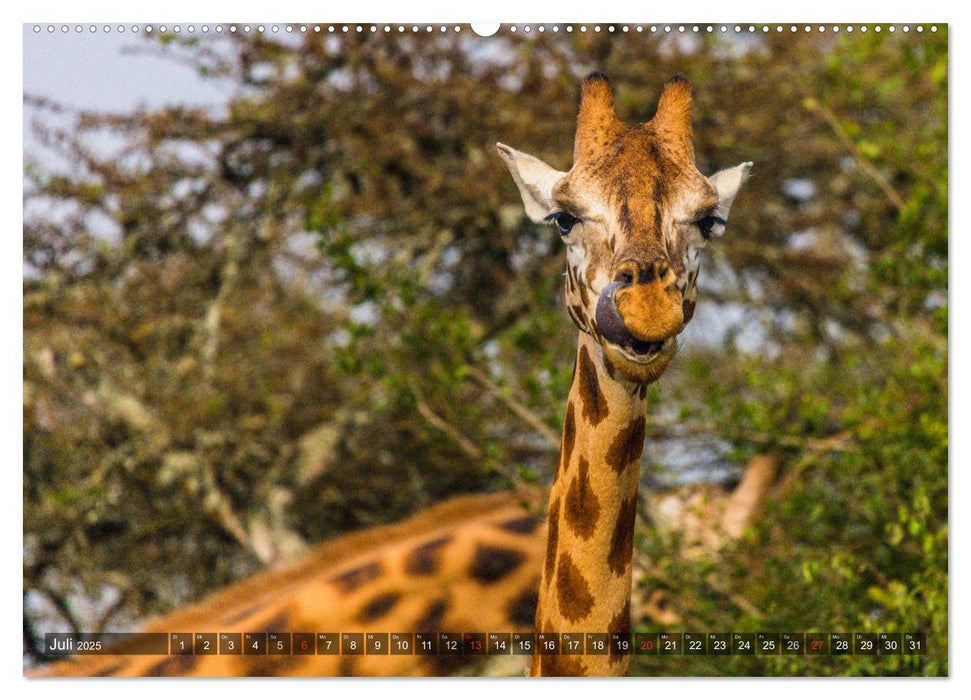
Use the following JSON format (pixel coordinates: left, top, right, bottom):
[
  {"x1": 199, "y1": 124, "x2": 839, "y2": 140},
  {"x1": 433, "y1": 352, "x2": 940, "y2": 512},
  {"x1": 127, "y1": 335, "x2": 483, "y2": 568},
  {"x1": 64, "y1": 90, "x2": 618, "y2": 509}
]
[
  {"x1": 464, "y1": 366, "x2": 560, "y2": 450},
  {"x1": 804, "y1": 97, "x2": 906, "y2": 212}
]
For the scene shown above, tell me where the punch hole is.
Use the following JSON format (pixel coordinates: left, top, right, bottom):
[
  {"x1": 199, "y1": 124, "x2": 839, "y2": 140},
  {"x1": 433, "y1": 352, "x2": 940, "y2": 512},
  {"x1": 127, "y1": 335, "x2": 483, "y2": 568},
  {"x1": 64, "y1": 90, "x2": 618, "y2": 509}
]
[{"x1": 471, "y1": 23, "x2": 499, "y2": 37}]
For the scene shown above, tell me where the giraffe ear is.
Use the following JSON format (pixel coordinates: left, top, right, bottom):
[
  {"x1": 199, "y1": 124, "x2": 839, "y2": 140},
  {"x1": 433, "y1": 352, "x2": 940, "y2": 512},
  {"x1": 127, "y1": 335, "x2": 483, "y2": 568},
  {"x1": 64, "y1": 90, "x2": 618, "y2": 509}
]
[
  {"x1": 496, "y1": 142, "x2": 567, "y2": 224},
  {"x1": 709, "y1": 162, "x2": 753, "y2": 222}
]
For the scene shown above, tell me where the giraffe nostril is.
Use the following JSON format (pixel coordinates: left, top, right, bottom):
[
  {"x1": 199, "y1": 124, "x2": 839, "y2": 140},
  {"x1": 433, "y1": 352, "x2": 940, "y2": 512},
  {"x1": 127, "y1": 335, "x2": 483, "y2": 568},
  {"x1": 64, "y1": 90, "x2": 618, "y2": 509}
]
[{"x1": 615, "y1": 269, "x2": 635, "y2": 286}]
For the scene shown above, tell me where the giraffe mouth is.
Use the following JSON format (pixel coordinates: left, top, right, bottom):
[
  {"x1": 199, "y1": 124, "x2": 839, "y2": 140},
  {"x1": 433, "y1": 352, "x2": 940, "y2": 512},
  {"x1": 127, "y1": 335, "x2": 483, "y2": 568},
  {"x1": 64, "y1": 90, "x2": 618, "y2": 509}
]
[
  {"x1": 613, "y1": 336, "x2": 667, "y2": 363},
  {"x1": 595, "y1": 281, "x2": 668, "y2": 363}
]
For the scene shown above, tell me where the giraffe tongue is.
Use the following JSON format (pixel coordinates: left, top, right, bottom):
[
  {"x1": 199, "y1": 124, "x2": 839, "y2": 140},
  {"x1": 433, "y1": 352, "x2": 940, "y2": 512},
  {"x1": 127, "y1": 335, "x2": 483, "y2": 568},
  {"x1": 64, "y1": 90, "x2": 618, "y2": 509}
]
[{"x1": 595, "y1": 282, "x2": 663, "y2": 357}]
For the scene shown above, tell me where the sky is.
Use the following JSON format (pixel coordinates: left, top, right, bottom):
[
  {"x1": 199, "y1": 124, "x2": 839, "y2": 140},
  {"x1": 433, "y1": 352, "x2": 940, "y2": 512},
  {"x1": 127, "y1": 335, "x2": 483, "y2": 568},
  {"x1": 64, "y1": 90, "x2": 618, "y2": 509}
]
[
  {"x1": 23, "y1": 24, "x2": 233, "y2": 163},
  {"x1": 23, "y1": 25, "x2": 230, "y2": 111}
]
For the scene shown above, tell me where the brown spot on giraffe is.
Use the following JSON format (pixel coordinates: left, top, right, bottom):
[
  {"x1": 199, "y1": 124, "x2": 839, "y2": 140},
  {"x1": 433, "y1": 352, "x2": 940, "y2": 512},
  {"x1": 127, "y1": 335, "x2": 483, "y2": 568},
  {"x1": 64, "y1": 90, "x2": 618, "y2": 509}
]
[
  {"x1": 560, "y1": 401, "x2": 576, "y2": 477},
  {"x1": 329, "y1": 560, "x2": 383, "y2": 594},
  {"x1": 255, "y1": 609, "x2": 291, "y2": 633},
  {"x1": 496, "y1": 514, "x2": 541, "y2": 535},
  {"x1": 555, "y1": 551, "x2": 594, "y2": 622},
  {"x1": 577, "y1": 345, "x2": 608, "y2": 426},
  {"x1": 578, "y1": 275, "x2": 591, "y2": 309},
  {"x1": 606, "y1": 416, "x2": 646, "y2": 475},
  {"x1": 564, "y1": 456, "x2": 600, "y2": 540},
  {"x1": 544, "y1": 497, "x2": 560, "y2": 581},
  {"x1": 357, "y1": 591, "x2": 402, "y2": 622},
  {"x1": 607, "y1": 496, "x2": 638, "y2": 577},
  {"x1": 470, "y1": 544, "x2": 526, "y2": 583},
  {"x1": 404, "y1": 535, "x2": 453, "y2": 576},
  {"x1": 608, "y1": 599, "x2": 632, "y2": 666},
  {"x1": 414, "y1": 598, "x2": 449, "y2": 632},
  {"x1": 507, "y1": 580, "x2": 540, "y2": 627}
]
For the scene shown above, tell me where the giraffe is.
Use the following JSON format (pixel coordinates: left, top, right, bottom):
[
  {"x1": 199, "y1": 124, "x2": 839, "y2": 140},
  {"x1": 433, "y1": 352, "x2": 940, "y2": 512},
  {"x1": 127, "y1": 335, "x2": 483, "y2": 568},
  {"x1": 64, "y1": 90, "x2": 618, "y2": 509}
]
[
  {"x1": 496, "y1": 72, "x2": 751, "y2": 677},
  {"x1": 29, "y1": 491, "x2": 548, "y2": 677},
  {"x1": 28, "y1": 73, "x2": 755, "y2": 679}
]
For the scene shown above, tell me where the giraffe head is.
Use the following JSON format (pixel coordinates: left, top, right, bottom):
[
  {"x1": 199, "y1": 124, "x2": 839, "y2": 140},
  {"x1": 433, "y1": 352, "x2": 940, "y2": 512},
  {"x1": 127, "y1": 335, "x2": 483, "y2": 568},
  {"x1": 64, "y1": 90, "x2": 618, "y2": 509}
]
[{"x1": 499, "y1": 73, "x2": 751, "y2": 384}]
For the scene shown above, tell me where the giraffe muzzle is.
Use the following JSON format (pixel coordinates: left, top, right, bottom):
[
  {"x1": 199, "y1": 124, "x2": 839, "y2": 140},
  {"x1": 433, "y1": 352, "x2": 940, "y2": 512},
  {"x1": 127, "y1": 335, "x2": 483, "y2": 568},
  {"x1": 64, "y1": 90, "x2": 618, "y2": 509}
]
[{"x1": 595, "y1": 281, "x2": 666, "y2": 361}]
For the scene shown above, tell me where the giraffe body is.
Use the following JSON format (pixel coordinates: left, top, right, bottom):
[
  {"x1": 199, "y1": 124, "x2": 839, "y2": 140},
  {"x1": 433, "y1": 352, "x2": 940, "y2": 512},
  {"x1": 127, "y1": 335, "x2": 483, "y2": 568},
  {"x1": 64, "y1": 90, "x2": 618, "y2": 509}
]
[{"x1": 34, "y1": 492, "x2": 545, "y2": 677}]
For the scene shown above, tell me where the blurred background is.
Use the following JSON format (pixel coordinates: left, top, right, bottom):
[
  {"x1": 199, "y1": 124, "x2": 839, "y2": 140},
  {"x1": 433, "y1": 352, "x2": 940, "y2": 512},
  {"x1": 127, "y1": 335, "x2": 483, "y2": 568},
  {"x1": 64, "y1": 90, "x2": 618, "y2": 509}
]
[{"x1": 23, "y1": 25, "x2": 947, "y2": 675}]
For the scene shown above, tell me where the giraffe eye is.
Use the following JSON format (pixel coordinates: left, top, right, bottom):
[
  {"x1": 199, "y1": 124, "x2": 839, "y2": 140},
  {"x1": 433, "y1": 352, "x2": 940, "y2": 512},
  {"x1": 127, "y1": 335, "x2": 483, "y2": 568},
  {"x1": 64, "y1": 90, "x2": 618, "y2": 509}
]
[
  {"x1": 544, "y1": 211, "x2": 581, "y2": 236},
  {"x1": 693, "y1": 214, "x2": 726, "y2": 240}
]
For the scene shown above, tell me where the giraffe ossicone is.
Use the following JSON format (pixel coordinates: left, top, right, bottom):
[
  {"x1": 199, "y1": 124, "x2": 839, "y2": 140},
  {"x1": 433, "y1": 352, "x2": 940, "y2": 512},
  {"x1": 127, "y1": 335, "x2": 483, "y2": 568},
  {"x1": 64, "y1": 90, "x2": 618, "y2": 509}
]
[{"x1": 498, "y1": 73, "x2": 751, "y2": 677}]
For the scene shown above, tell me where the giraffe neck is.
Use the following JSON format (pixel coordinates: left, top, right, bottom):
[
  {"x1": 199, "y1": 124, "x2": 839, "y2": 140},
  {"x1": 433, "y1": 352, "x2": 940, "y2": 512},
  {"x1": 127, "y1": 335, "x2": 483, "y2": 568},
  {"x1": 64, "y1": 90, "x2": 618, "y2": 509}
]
[{"x1": 532, "y1": 333, "x2": 648, "y2": 677}]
